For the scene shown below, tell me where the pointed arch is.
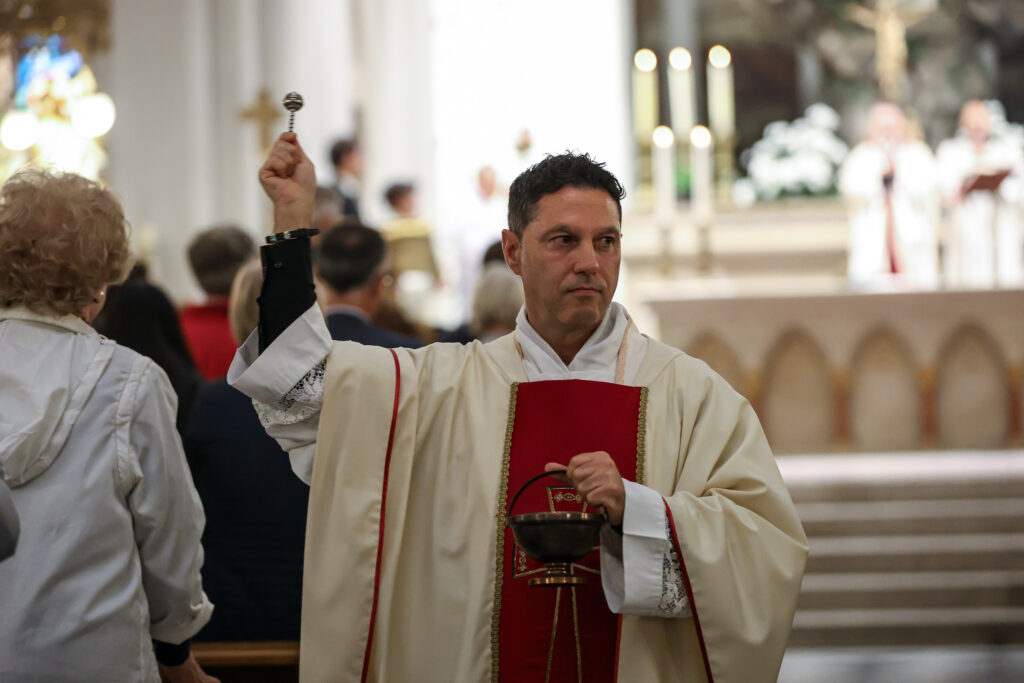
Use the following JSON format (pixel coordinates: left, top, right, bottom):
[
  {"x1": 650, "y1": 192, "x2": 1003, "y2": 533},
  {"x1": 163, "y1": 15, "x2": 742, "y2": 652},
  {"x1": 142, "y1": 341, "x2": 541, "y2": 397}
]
[
  {"x1": 937, "y1": 323, "x2": 1008, "y2": 449},
  {"x1": 761, "y1": 329, "x2": 832, "y2": 454},
  {"x1": 687, "y1": 332, "x2": 746, "y2": 397},
  {"x1": 849, "y1": 326, "x2": 920, "y2": 450}
]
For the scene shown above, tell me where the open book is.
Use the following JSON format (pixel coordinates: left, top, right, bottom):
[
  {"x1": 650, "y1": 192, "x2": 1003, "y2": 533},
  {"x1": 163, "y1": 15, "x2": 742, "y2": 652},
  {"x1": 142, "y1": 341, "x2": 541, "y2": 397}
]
[{"x1": 963, "y1": 168, "x2": 1011, "y2": 194}]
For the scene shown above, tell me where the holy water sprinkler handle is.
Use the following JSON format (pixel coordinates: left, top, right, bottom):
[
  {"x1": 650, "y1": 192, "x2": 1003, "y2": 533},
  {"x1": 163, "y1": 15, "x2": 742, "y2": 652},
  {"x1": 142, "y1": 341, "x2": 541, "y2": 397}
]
[{"x1": 283, "y1": 92, "x2": 304, "y2": 132}]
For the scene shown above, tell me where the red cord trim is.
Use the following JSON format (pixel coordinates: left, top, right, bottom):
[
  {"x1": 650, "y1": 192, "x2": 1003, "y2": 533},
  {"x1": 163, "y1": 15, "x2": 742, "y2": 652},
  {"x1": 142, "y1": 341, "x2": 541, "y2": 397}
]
[
  {"x1": 663, "y1": 497, "x2": 715, "y2": 683},
  {"x1": 612, "y1": 614, "x2": 623, "y2": 681},
  {"x1": 360, "y1": 349, "x2": 402, "y2": 682}
]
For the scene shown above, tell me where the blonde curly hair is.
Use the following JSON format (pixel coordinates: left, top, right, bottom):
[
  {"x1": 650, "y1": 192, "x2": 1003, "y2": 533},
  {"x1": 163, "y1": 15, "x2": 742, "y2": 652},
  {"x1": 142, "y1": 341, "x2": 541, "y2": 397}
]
[{"x1": 0, "y1": 168, "x2": 131, "y2": 317}]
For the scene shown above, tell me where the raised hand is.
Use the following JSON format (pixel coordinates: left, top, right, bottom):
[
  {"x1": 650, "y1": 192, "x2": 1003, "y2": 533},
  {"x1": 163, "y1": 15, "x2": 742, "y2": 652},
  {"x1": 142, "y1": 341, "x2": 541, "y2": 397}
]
[
  {"x1": 259, "y1": 132, "x2": 317, "y2": 231},
  {"x1": 545, "y1": 452, "x2": 626, "y2": 526}
]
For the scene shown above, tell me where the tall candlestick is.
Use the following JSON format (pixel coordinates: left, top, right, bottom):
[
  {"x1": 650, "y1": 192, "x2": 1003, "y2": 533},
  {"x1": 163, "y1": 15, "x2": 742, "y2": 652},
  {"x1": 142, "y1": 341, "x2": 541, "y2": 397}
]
[
  {"x1": 632, "y1": 49, "x2": 659, "y2": 145},
  {"x1": 689, "y1": 126, "x2": 714, "y2": 224},
  {"x1": 652, "y1": 126, "x2": 676, "y2": 223},
  {"x1": 690, "y1": 126, "x2": 714, "y2": 273},
  {"x1": 668, "y1": 48, "x2": 696, "y2": 140},
  {"x1": 653, "y1": 125, "x2": 677, "y2": 275},
  {"x1": 706, "y1": 45, "x2": 735, "y2": 141}
]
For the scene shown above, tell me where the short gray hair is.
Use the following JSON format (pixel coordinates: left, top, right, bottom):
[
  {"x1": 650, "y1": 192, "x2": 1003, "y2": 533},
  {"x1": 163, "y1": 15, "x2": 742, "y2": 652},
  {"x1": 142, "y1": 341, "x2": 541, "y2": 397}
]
[{"x1": 471, "y1": 264, "x2": 523, "y2": 335}]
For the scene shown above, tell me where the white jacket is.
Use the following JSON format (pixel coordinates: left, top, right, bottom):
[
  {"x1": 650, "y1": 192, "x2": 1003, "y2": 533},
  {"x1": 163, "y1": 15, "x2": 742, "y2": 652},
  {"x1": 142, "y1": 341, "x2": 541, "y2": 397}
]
[{"x1": 0, "y1": 307, "x2": 212, "y2": 682}]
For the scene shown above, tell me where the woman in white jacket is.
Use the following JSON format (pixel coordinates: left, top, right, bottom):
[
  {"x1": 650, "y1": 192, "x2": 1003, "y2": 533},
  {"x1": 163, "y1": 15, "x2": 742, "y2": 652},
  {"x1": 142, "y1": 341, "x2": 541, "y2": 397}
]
[{"x1": 0, "y1": 169, "x2": 216, "y2": 682}]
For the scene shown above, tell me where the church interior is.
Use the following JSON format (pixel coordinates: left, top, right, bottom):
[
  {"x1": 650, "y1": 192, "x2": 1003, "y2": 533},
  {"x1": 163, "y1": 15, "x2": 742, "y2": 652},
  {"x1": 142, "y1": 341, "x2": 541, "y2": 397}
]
[{"x1": 1, "y1": 0, "x2": 1023, "y2": 681}]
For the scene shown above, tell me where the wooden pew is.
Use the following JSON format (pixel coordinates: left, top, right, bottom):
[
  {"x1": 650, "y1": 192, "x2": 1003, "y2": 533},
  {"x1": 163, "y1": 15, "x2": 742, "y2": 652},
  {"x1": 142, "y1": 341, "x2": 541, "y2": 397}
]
[{"x1": 192, "y1": 641, "x2": 299, "y2": 683}]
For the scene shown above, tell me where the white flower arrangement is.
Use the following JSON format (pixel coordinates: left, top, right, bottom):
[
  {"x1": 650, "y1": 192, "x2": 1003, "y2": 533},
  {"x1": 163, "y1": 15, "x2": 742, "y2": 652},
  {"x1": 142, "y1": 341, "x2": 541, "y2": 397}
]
[{"x1": 733, "y1": 103, "x2": 849, "y2": 205}]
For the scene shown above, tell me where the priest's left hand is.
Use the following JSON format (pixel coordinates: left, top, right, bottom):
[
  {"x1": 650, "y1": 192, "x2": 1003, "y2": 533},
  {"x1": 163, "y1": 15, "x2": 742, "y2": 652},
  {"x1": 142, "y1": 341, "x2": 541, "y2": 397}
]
[{"x1": 545, "y1": 453, "x2": 625, "y2": 527}]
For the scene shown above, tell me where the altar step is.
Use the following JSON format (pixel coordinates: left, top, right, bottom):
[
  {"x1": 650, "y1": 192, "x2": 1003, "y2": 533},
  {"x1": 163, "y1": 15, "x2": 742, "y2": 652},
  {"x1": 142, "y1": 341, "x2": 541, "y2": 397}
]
[
  {"x1": 789, "y1": 607, "x2": 1024, "y2": 648},
  {"x1": 805, "y1": 533, "x2": 1024, "y2": 573},
  {"x1": 797, "y1": 498, "x2": 1024, "y2": 537},
  {"x1": 779, "y1": 452, "x2": 1024, "y2": 648},
  {"x1": 798, "y1": 571, "x2": 1024, "y2": 610}
]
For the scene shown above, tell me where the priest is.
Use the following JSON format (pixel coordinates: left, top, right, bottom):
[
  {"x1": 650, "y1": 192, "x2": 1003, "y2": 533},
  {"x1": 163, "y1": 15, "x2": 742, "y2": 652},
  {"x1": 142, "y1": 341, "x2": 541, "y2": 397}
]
[
  {"x1": 229, "y1": 132, "x2": 808, "y2": 682},
  {"x1": 936, "y1": 100, "x2": 1024, "y2": 288},
  {"x1": 839, "y1": 102, "x2": 940, "y2": 287}
]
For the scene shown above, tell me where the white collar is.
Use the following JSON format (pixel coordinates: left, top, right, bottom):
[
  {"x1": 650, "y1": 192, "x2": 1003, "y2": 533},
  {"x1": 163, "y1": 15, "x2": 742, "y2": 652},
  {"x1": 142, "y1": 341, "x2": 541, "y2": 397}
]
[
  {"x1": 514, "y1": 302, "x2": 647, "y2": 385},
  {"x1": 0, "y1": 306, "x2": 98, "y2": 336}
]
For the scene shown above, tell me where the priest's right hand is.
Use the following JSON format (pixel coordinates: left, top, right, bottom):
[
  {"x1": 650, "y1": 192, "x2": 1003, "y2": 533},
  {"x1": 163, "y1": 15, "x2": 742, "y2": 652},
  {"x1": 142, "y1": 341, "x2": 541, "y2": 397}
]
[{"x1": 259, "y1": 132, "x2": 316, "y2": 231}]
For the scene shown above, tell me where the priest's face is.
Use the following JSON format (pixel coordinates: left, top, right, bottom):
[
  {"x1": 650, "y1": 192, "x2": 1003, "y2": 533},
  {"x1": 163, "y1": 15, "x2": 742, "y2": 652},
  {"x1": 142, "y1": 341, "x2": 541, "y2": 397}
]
[{"x1": 502, "y1": 186, "x2": 620, "y2": 341}]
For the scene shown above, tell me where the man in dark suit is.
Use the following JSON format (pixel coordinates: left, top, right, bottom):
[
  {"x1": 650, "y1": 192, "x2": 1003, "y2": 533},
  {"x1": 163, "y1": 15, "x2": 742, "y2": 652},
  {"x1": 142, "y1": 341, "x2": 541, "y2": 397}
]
[{"x1": 316, "y1": 222, "x2": 422, "y2": 348}]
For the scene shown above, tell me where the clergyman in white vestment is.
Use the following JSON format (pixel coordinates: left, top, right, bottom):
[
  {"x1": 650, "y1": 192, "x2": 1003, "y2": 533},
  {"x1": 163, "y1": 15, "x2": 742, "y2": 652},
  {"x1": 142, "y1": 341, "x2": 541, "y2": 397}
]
[
  {"x1": 230, "y1": 133, "x2": 808, "y2": 682},
  {"x1": 936, "y1": 100, "x2": 1024, "y2": 288},
  {"x1": 839, "y1": 102, "x2": 940, "y2": 287}
]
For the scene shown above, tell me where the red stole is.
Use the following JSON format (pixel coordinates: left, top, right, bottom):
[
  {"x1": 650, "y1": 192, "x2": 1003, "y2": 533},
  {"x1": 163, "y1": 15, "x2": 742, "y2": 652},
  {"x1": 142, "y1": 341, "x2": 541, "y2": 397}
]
[{"x1": 493, "y1": 380, "x2": 646, "y2": 683}]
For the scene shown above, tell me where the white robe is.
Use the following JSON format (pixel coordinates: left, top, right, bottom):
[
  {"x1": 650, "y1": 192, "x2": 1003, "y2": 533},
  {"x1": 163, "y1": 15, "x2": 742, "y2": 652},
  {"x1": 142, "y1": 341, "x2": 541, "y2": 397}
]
[
  {"x1": 230, "y1": 305, "x2": 807, "y2": 682},
  {"x1": 0, "y1": 308, "x2": 211, "y2": 682},
  {"x1": 936, "y1": 135, "x2": 1024, "y2": 287},
  {"x1": 839, "y1": 141, "x2": 940, "y2": 287}
]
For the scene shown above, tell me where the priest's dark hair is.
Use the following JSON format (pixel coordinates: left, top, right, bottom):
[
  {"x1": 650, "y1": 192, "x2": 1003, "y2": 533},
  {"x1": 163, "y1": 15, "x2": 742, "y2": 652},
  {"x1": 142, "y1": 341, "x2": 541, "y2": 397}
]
[
  {"x1": 316, "y1": 220, "x2": 388, "y2": 294},
  {"x1": 507, "y1": 152, "x2": 625, "y2": 238}
]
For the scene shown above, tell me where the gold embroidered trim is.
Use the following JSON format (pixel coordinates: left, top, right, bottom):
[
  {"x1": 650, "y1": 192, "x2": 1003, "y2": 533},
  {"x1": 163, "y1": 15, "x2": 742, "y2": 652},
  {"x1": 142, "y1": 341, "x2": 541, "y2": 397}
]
[
  {"x1": 636, "y1": 386, "x2": 649, "y2": 485},
  {"x1": 490, "y1": 382, "x2": 519, "y2": 682}
]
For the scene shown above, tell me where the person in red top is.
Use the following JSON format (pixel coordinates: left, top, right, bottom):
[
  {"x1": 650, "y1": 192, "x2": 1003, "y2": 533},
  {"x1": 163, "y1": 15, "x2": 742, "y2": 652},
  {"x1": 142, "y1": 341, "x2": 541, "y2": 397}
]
[{"x1": 180, "y1": 225, "x2": 255, "y2": 379}]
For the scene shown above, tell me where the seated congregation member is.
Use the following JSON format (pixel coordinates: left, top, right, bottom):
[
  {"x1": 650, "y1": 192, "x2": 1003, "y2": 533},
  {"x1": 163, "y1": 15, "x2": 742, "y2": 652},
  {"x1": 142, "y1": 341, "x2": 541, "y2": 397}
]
[
  {"x1": 437, "y1": 239, "x2": 509, "y2": 343},
  {"x1": 181, "y1": 224, "x2": 256, "y2": 379},
  {"x1": 316, "y1": 221, "x2": 422, "y2": 348},
  {"x1": 94, "y1": 278, "x2": 203, "y2": 436},
  {"x1": 186, "y1": 261, "x2": 308, "y2": 642},
  {"x1": 0, "y1": 169, "x2": 215, "y2": 682},
  {"x1": 228, "y1": 133, "x2": 808, "y2": 682},
  {"x1": 469, "y1": 261, "x2": 523, "y2": 342}
]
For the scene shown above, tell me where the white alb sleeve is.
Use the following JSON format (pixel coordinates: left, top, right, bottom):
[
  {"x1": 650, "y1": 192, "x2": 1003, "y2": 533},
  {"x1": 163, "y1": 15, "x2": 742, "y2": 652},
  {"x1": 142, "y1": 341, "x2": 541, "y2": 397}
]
[
  {"x1": 228, "y1": 303, "x2": 332, "y2": 484},
  {"x1": 599, "y1": 480, "x2": 691, "y2": 618}
]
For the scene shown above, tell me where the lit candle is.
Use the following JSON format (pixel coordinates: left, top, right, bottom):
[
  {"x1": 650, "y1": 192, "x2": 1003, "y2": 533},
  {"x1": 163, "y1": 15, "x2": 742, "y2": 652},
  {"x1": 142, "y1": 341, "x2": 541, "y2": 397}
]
[
  {"x1": 632, "y1": 49, "x2": 659, "y2": 145},
  {"x1": 668, "y1": 48, "x2": 695, "y2": 141},
  {"x1": 706, "y1": 45, "x2": 734, "y2": 142},
  {"x1": 652, "y1": 126, "x2": 676, "y2": 224},
  {"x1": 689, "y1": 125, "x2": 714, "y2": 223}
]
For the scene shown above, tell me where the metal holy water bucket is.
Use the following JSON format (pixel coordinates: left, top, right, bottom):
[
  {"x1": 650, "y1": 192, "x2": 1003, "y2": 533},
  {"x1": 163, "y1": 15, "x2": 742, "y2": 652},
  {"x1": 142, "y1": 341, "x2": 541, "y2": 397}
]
[{"x1": 505, "y1": 469, "x2": 606, "y2": 587}]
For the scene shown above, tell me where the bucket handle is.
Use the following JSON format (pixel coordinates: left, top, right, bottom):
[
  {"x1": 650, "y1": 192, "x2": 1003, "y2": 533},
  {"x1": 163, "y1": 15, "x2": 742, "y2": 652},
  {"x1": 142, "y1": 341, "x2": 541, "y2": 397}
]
[{"x1": 506, "y1": 469, "x2": 567, "y2": 524}]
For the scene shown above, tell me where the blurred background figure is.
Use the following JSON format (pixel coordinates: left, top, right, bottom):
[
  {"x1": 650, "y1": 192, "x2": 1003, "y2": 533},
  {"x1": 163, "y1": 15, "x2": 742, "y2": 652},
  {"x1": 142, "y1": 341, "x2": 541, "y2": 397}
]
[
  {"x1": 181, "y1": 224, "x2": 256, "y2": 380},
  {"x1": 936, "y1": 100, "x2": 1024, "y2": 288},
  {"x1": 449, "y1": 165, "x2": 508, "y2": 318},
  {"x1": 439, "y1": 240, "x2": 510, "y2": 343},
  {"x1": 470, "y1": 261, "x2": 523, "y2": 342},
  {"x1": 0, "y1": 169, "x2": 214, "y2": 682},
  {"x1": 839, "y1": 103, "x2": 939, "y2": 287},
  {"x1": 322, "y1": 137, "x2": 362, "y2": 220},
  {"x1": 315, "y1": 221, "x2": 422, "y2": 348},
  {"x1": 0, "y1": 477, "x2": 17, "y2": 563},
  {"x1": 94, "y1": 276, "x2": 202, "y2": 436},
  {"x1": 185, "y1": 260, "x2": 308, "y2": 642}
]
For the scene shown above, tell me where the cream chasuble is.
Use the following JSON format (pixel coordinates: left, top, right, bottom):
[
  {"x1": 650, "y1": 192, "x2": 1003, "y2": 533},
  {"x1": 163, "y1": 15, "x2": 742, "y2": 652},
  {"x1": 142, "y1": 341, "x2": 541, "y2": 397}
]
[{"x1": 303, "y1": 333, "x2": 807, "y2": 682}]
